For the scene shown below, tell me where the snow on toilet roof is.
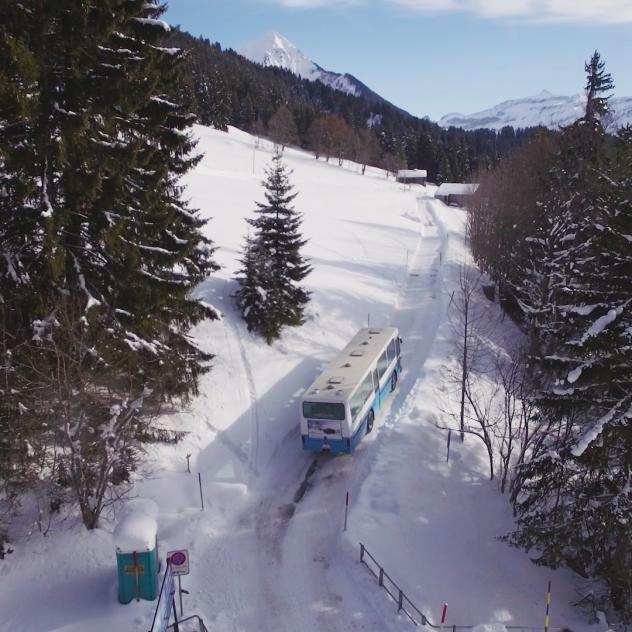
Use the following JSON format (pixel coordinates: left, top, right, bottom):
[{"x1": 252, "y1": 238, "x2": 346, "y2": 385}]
[{"x1": 113, "y1": 511, "x2": 157, "y2": 553}]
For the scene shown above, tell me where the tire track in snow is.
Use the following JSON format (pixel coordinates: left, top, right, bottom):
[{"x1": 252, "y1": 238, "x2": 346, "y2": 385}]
[
  {"x1": 224, "y1": 299, "x2": 261, "y2": 482},
  {"x1": 263, "y1": 194, "x2": 447, "y2": 632}
]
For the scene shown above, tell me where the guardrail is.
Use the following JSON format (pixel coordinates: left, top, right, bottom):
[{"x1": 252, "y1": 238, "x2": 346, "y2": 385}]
[
  {"x1": 360, "y1": 543, "x2": 563, "y2": 632},
  {"x1": 360, "y1": 542, "x2": 438, "y2": 628}
]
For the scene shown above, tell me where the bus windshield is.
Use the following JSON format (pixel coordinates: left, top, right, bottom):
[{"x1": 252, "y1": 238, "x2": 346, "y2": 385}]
[{"x1": 302, "y1": 401, "x2": 346, "y2": 421}]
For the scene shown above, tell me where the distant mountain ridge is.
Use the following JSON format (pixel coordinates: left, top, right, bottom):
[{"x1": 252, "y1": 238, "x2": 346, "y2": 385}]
[
  {"x1": 238, "y1": 31, "x2": 392, "y2": 107},
  {"x1": 440, "y1": 90, "x2": 632, "y2": 131}
]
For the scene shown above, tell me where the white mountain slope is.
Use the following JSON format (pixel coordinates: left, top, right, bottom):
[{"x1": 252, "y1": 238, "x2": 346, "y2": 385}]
[
  {"x1": 239, "y1": 31, "x2": 373, "y2": 100},
  {"x1": 440, "y1": 89, "x2": 632, "y2": 131},
  {"x1": 0, "y1": 125, "x2": 594, "y2": 632}
]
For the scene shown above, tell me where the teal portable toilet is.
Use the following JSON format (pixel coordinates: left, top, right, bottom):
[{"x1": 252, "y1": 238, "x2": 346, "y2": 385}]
[{"x1": 114, "y1": 503, "x2": 160, "y2": 604}]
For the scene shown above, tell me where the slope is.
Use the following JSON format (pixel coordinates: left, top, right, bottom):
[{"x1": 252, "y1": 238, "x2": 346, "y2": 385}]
[
  {"x1": 440, "y1": 89, "x2": 632, "y2": 131},
  {"x1": 0, "y1": 126, "x2": 593, "y2": 632}
]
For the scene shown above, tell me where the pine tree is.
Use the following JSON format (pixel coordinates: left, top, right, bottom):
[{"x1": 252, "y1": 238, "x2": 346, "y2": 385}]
[
  {"x1": 208, "y1": 69, "x2": 231, "y2": 131},
  {"x1": 235, "y1": 237, "x2": 268, "y2": 335},
  {"x1": 584, "y1": 50, "x2": 614, "y2": 125},
  {"x1": 0, "y1": 1, "x2": 218, "y2": 529},
  {"x1": 236, "y1": 151, "x2": 311, "y2": 343},
  {"x1": 510, "y1": 54, "x2": 632, "y2": 621}
]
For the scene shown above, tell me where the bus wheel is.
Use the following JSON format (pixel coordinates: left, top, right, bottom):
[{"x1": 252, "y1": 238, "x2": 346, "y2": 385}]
[
  {"x1": 391, "y1": 371, "x2": 398, "y2": 392},
  {"x1": 366, "y1": 409, "x2": 375, "y2": 434}
]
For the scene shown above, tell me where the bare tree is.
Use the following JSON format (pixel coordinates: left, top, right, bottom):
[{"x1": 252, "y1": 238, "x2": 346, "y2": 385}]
[
  {"x1": 307, "y1": 117, "x2": 327, "y2": 160},
  {"x1": 251, "y1": 117, "x2": 267, "y2": 148},
  {"x1": 439, "y1": 264, "x2": 502, "y2": 479},
  {"x1": 323, "y1": 115, "x2": 353, "y2": 166},
  {"x1": 382, "y1": 151, "x2": 405, "y2": 179},
  {"x1": 354, "y1": 128, "x2": 381, "y2": 175},
  {"x1": 268, "y1": 105, "x2": 299, "y2": 152}
]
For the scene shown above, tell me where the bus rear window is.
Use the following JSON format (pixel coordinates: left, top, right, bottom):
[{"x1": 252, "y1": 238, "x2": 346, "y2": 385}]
[{"x1": 302, "y1": 402, "x2": 346, "y2": 420}]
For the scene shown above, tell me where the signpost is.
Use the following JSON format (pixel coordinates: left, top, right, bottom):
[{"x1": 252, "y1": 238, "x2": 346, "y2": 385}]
[
  {"x1": 168, "y1": 550, "x2": 190, "y2": 618},
  {"x1": 151, "y1": 563, "x2": 175, "y2": 632}
]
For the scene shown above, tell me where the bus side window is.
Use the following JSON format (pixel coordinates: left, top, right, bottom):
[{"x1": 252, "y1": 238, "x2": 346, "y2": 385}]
[
  {"x1": 373, "y1": 369, "x2": 379, "y2": 391},
  {"x1": 377, "y1": 351, "x2": 388, "y2": 379},
  {"x1": 395, "y1": 336, "x2": 401, "y2": 357},
  {"x1": 387, "y1": 339, "x2": 396, "y2": 363}
]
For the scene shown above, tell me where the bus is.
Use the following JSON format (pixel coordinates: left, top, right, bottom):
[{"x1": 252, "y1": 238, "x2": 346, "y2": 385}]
[{"x1": 300, "y1": 327, "x2": 402, "y2": 454}]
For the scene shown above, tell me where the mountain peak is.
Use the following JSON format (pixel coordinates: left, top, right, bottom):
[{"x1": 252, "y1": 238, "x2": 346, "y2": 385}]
[
  {"x1": 238, "y1": 31, "x2": 317, "y2": 79},
  {"x1": 439, "y1": 91, "x2": 632, "y2": 131}
]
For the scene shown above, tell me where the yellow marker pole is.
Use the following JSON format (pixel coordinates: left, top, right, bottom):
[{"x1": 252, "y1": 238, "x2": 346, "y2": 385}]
[{"x1": 544, "y1": 580, "x2": 552, "y2": 632}]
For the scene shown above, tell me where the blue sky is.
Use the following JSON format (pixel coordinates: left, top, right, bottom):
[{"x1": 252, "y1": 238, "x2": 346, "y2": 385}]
[{"x1": 164, "y1": 0, "x2": 632, "y2": 121}]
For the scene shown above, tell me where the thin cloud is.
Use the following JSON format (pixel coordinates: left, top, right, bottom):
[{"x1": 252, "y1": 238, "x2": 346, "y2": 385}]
[
  {"x1": 266, "y1": 0, "x2": 632, "y2": 23},
  {"x1": 389, "y1": 0, "x2": 632, "y2": 23},
  {"x1": 273, "y1": 0, "x2": 359, "y2": 7}
]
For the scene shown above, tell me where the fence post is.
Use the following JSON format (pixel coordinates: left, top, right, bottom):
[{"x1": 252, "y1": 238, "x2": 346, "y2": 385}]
[
  {"x1": 544, "y1": 580, "x2": 552, "y2": 632},
  {"x1": 198, "y1": 472, "x2": 205, "y2": 511},
  {"x1": 360, "y1": 543, "x2": 365, "y2": 562},
  {"x1": 446, "y1": 430, "x2": 452, "y2": 463},
  {"x1": 398, "y1": 589, "x2": 404, "y2": 611},
  {"x1": 378, "y1": 567, "x2": 384, "y2": 587}
]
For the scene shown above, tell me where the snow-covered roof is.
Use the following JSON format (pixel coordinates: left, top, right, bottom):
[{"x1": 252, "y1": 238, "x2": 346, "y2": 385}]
[
  {"x1": 302, "y1": 327, "x2": 399, "y2": 404},
  {"x1": 113, "y1": 511, "x2": 158, "y2": 553},
  {"x1": 397, "y1": 169, "x2": 427, "y2": 178},
  {"x1": 435, "y1": 183, "x2": 479, "y2": 196}
]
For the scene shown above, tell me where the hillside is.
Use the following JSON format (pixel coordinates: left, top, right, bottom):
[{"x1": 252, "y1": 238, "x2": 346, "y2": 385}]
[
  {"x1": 239, "y1": 31, "x2": 394, "y2": 107},
  {"x1": 165, "y1": 29, "x2": 545, "y2": 184},
  {"x1": 0, "y1": 125, "x2": 593, "y2": 632},
  {"x1": 440, "y1": 89, "x2": 632, "y2": 131}
]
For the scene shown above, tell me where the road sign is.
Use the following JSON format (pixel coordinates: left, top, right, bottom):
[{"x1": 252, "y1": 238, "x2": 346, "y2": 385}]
[{"x1": 167, "y1": 549, "x2": 190, "y2": 576}]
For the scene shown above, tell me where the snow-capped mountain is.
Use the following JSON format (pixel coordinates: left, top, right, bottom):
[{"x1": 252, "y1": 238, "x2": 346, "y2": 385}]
[
  {"x1": 239, "y1": 31, "x2": 386, "y2": 104},
  {"x1": 439, "y1": 89, "x2": 632, "y2": 131}
]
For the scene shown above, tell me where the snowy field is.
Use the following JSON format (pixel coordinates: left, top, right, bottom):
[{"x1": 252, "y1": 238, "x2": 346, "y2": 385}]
[{"x1": 0, "y1": 126, "x2": 594, "y2": 632}]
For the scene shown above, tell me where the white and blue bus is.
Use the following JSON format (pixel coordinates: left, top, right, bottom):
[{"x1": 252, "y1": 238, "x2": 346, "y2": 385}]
[{"x1": 300, "y1": 327, "x2": 402, "y2": 454}]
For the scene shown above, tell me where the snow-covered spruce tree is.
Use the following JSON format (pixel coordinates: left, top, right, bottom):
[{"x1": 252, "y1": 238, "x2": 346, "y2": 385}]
[
  {"x1": 510, "y1": 53, "x2": 632, "y2": 621},
  {"x1": 0, "y1": 4, "x2": 44, "y2": 494},
  {"x1": 0, "y1": 1, "x2": 217, "y2": 529},
  {"x1": 236, "y1": 151, "x2": 311, "y2": 343},
  {"x1": 235, "y1": 237, "x2": 268, "y2": 335}
]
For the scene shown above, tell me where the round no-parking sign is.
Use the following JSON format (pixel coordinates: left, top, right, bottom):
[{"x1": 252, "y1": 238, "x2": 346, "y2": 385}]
[{"x1": 167, "y1": 549, "x2": 190, "y2": 575}]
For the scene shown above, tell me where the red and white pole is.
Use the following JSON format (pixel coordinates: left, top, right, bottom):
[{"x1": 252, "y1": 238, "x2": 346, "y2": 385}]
[
  {"x1": 441, "y1": 602, "x2": 448, "y2": 628},
  {"x1": 344, "y1": 491, "x2": 349, "y2": 531}
]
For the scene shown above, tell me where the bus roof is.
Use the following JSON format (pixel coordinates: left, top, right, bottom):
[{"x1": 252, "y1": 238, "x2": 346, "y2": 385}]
[{"x1": 302, "y1": 327, "x2": 399, "y2": 403}]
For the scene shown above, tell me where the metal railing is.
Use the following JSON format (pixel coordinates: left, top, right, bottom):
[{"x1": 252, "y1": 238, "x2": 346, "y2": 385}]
[
  {"x1": 360, "y1": 543, "x2": 563, "y2": 632},
  {"x1": 360, "y1": 542, "x2": 439, "y2": 628}
]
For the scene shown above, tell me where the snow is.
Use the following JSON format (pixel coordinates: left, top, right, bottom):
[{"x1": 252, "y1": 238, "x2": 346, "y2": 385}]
[
  {"x1": 239, "y1": 31, "x2": 361, "y2": 97},
  {"x1": 567, "y1": 364, "x2": 584, "y2": 383},
  {"x1": 113, "y1": 513, "x2": 158, "y2": 553},
  {"x1": 131, "y1": 17, "x2": 170, "y2": 31},
  {"x1": 580, "y1": 306, "x2": 622, "y2": 343},
  {"x1": 436, "y1": 182, "x2": 479, "y2": 196},
  {"x1": 397, "y1": 169, "x2": 427, "y2": 178},
  {"x1": 439, "y1": 90, "x2": 632, "y2": 131},
  {"x1": 571, "y1": 403, "x2": 625, "y2": 458},
  {"x1": 0, "y1": 125, "x2": 594, "y2": 632}
]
